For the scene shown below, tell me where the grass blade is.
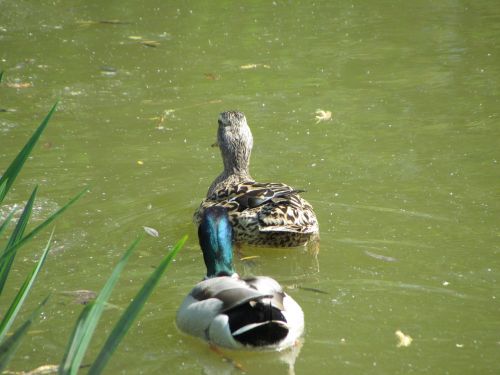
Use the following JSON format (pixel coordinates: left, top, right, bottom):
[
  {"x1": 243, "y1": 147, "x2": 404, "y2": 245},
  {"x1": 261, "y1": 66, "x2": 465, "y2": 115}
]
[
  {"x1": 0, "y1": 187, "x2": 87, "y2": 271},
  {"x1": 0, "y1": 187, "x2": 38, "y2": 295},
  {"x1": 0, "y1": 296, "x2": 49, "y2": 372},
  {"x1": 59, "y1": 235, "x2": 143, "y2": 375},
  {"x1": 60, "y1": 302, "x2": 94, "y2": 373},
  {"x1": 0, "y1": 229, "x2": 53, "y2": 344},
  {"x1": 0, "y1": 208, "x2": 16, "y2": 238},
  {"x1": 0, "y1": 102, "x2": 57, "y2": 203},
  {"x1": 88, "y1": 235, "x2": 187, "y2": 375}
]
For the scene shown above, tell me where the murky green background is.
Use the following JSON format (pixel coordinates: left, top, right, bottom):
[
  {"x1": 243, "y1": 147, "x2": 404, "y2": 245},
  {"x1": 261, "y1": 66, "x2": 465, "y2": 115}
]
[{"x1": 1, "y1": 1, "x2": 499, "y2": 374}]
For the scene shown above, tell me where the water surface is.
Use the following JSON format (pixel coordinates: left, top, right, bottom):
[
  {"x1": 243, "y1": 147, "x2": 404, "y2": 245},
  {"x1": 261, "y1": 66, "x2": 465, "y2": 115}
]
[{"x1": 1, "y1": 1, "x2": 499, "y2": 374}]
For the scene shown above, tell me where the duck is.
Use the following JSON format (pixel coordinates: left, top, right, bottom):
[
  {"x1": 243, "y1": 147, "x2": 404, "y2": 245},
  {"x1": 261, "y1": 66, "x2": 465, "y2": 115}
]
[
  {"x1": 194, "y1": 110, "x2": 319, "y2": 248},
  {"x1": 177, "y1": 206, "x2": 304, "y2": 350}
]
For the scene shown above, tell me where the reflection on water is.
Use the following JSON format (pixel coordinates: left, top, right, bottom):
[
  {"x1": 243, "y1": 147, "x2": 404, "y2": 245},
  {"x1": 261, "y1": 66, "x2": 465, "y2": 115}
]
[{"x1": 179, "y1": 336, "x2": 303, "y2": 375}]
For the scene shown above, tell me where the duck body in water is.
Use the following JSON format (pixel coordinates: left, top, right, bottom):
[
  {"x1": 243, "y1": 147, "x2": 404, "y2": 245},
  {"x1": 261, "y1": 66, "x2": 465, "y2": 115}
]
[
  {"x1": 177, "y1": 206, "x2": 304, "y2": 350},
  {"x1": 194, "y1": 111, "x2": 319, "y2": 248}
]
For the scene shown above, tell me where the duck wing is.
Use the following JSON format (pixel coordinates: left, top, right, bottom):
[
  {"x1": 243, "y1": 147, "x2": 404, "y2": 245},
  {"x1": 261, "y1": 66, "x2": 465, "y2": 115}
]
[
  {"x1": 189, "y1": 276, "x2": 286, "y2": 313},
  {"x1": 257, "y1": 192, "x2": 318, "y2": 233},
  {"x1": 191, "y1": 276, "x2": 273, "y2": 312},
  {"x1": 176, "y1": 277, "x2": 269, "y2": 340},
  {"x1": 203, "y1": 181, "x2": 318, "y2": 236},
  {"x1": 210, "y1": 182, "x2": 299, "y2": 204}
]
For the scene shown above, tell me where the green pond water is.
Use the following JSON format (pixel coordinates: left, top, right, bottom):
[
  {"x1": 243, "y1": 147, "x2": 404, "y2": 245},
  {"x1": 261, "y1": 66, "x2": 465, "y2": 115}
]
[{"x1": 1, "y1": 1, "x2": 499, "y2": 374}]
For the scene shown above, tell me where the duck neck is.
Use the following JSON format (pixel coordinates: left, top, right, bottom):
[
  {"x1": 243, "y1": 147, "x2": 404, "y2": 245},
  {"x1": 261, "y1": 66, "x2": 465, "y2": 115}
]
[
  {"x1": 198, "y1": 207, "x2": 235, "y2": 278},
  {"x1": 207, "y1": 149, "x2": 252, "y2": 197},
  {"x1": 207, "y1": 170, "x2": 252, "y2": 197}
]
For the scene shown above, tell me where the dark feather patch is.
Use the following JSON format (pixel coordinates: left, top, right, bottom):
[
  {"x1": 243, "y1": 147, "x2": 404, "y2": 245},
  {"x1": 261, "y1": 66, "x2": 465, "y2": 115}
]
[
  {"x1": 232, "y1": 188, "x2": 305, "y2": 210},
  {"x1": 227, "y1": 300, "x2": 288, "y2": 346}
]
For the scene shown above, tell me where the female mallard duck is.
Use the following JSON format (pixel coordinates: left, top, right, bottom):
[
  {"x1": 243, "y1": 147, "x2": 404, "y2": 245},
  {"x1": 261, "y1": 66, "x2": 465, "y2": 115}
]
[
  {"x1": 194, "y1": 110, "x2": 319, "y2": 248},
  {"x1": 177, "y1": 206, "x2": 304, "y2": 350}
]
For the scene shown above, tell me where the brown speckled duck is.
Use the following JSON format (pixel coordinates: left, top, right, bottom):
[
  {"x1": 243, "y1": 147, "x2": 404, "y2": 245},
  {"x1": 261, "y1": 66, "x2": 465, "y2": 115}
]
[{"x1": 194, "y1": 111, "x2": 319, "y2": 248}]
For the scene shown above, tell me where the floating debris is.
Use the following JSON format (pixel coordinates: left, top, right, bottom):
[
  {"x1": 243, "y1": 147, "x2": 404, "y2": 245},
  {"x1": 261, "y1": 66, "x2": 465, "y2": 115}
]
[
  {"x1": 100, "y1": 65, "x2": 118, "y2": 77},
  {"x1": 137, "y1": 160, "x2": 144, "y2": 165},
  {"x1": 60, "y1": 290, "x2": 97, "y2": 305},
  {"x1": 163, "y1": 109, "x2": 176, "y2": 116},
  {"x1": 240, "y1": 255, "x2": 260, "y2": 261},
  {"x1": 143, "y1": 226, "x2": 159, "y2": 237},
  {"x1": 364, "y1": 250, "x2": 397, "y2": 262},
  {"x1": 128, "y1": 36, "x2": 143, "y2": 40},
  {"x1": 77, "y1": 19, "x2": 130, "y2": 26},
  {"x1": 315, "y1": 109, "x2": 332, "y2": 123},
  {"x1": 141, "y1": 40, "x2": 160, "y2": 48},
  {"x1": 395, "y1": 330, "x2": 413, "y2": 347},
  {"x1": 240, "y1": 63, "x2": 271, "y2": 70},
  {"x1": 42, "y1": 141, "x2": 53, "y2": 150},
  {"x1": 298, "y1": 286, "x2": 329, "y2": 295},
  {"x1": 2, "y1": 364, "x2": 59, "y2": 375},
  {"x1": 6, "y1": 82, "x2": 32, "y2": 89},
  {"x1": 99, "y1": 19, "x2": 130, "y2": 25},
  {"x1": 204, "y1": 72, "x2": 220, "y2": 80}
]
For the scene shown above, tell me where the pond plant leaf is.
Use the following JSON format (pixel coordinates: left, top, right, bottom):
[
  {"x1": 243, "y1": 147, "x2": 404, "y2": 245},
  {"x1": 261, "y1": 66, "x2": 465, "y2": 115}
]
[
  {"x1": 0, "y1": 230, "x2": 53, "y2": 344},
  {"x1": 59, "y1": 235, "x2": 143, "y2": 375},
  {"x1": 0, "y1": 208, "x2": 16, "y2": 238},
  {"x1": 87, "y1": 235, "x2": 187, "y2": 375},
  {"x1": 0, "y1": 296, "x2": 49, "y2": 372},
  {"x1": 0, "y1": 102, "x2": 57, "y2": 204},
  {"x1": 0, "y1": 187, "x2": 38, "y2": 296}
]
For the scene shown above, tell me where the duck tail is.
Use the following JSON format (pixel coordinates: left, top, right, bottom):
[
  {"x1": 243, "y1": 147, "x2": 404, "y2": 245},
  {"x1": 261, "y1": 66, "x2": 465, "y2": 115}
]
[{"x1": 228, "y1": 300, "x2": 289, "y2": 347}]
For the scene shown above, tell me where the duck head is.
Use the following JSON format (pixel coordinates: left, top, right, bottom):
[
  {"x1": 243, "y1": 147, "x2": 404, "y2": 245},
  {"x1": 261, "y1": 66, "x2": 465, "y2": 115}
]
[
  {"x1": 216, "y1": 111, "x2": 253, "y2": 175},
  {"x1": 198, "y1": 206, "x2": 235, "y2": 278}
]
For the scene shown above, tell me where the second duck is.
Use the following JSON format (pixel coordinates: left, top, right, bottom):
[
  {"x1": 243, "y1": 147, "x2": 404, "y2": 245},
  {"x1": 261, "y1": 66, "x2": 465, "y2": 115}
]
[{"x1": 194, "y1": 111, "x2": 319, "y2": 248}]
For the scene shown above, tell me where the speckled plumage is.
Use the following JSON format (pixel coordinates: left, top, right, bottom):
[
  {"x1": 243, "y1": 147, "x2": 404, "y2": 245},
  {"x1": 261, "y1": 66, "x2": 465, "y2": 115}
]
[{"x1": 194, "y1": 111, "x2": 319, "y2": 247}]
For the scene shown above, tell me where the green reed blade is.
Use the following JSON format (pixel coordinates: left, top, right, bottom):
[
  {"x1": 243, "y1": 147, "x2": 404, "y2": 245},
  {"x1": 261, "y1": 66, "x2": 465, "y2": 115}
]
[
  {"x1": 60, "y1": 301, "x2": 94, "y2": 374},
  {"x1": 0, "y1": 295, "x2": 49, "y2": 372},
  {"x1": 0, "y1": 208, "x2": 16, "y2": 238},
  {"x1": 0, "y1": 102, "x2": 57, "y2": 204},
  {"x1": 0, "y1": 187, "x2": 38, "y2": 295},
  {"x1": 0, "y1": 187, "x2": 87, "y2": 272},
  {"x1": 0, "y1": 229, "x2": 53, "y2": 344},
  {"x1": 87, "y1": 235, "x2": 187, "y2": 375},
  {"x1": 59, "y1": 235, "x2": 143, "y2": 375}
]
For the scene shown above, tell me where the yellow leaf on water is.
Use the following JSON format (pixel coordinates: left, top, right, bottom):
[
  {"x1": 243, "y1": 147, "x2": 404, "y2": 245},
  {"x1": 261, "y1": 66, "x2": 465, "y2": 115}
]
[
  {"x1": 315, "y1": 109, "x2": 332, "y2": 123},
  {"x1": 395, "y1": 330, "x2": 413, "y2": 347},
  {"x1": 137, "y1": 160, "x2": 144, "y2": 165}
]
